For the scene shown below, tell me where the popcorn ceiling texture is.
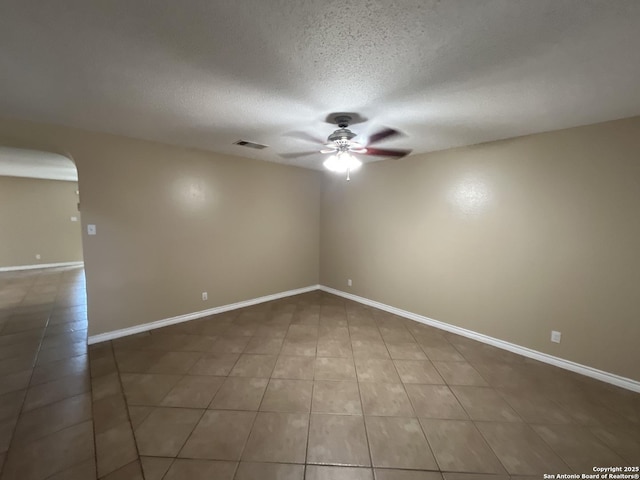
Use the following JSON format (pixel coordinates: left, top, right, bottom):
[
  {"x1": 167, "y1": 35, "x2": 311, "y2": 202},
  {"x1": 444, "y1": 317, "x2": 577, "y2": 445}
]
[{"x1": 1, "y1": 0, "x2": 639, "y2": 170}]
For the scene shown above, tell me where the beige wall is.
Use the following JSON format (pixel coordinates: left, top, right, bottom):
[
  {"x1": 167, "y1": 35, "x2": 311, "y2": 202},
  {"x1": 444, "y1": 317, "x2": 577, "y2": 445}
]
[
  {"x1": 0, "y1": 117, "x2": 321, "y2": 336},
  {"x1": 321, "y1": 116, "x2": 640, "y2": 381},
  {"x1": 0, "y1": 176, "x2": 83, "y2": 267}
]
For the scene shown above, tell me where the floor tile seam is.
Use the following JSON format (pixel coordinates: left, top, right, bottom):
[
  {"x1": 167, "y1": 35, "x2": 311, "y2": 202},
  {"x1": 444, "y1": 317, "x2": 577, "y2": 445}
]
[
  {"x1": 525, "y1": 421, "x2": 631, "y2": 470},
  {"x1": 0, "y1": 419, "x2": 95, "y2": 480},
  {"x1": 107, "y1": 340, "x2": 145, "y2": 480},
  {"x1": 472, "y1": 419, "x2": 574, "y2": 475},
  {"x1": 11, "y1": 390, "x2": 93, "y2": 446},
  {"x1": 0, "y1": 299, "x2": 53, "y2": 477},
  {"x1": 447, "y1": 386, "x2": 527, "y2": 424},
  {"x1": 348, "y1": 309, "x2": 376, "y2": 472},
  {"x1": 381, "y1": 353, "x2": 444, "y2": 472}
]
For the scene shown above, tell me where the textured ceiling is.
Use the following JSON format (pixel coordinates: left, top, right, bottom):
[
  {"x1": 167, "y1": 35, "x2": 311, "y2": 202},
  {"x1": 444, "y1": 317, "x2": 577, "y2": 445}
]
[
  {"x1": 1, "y1": 0, "x2": 640, "y2": 170},
  {"x1": 0, "y1": 147, "x2": 78, "y2": 181}
]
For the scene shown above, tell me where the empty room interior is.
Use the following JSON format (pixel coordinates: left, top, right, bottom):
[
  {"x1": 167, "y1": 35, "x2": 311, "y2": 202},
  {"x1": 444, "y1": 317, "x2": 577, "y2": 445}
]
[{"x1": 0, "y1": 1, "x2": 639, "y2": 480}]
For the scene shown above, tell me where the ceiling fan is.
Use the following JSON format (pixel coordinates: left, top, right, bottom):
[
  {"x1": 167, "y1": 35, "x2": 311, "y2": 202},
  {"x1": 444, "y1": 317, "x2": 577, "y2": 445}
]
[{"x1": 283, "y1": 114, "x2": 411, "y2": 180}]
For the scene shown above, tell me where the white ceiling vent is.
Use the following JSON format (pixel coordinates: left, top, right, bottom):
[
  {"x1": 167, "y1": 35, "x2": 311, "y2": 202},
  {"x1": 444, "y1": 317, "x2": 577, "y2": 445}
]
[{"x1": 233, "y1": 140, "x2": 268, "y2": 150}]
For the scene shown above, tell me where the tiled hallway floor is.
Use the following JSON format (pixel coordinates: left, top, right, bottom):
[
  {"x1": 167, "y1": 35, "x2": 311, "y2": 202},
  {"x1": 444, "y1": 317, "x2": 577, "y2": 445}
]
[{"x1": 1, "y1": 268, "x2": 639, "y2": 479}]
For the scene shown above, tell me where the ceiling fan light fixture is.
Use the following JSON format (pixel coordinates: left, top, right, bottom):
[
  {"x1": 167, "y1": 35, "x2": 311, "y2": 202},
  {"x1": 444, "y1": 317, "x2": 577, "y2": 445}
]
[{"x1": 323, "y1": 152, "x2": 362, "y2": 173}]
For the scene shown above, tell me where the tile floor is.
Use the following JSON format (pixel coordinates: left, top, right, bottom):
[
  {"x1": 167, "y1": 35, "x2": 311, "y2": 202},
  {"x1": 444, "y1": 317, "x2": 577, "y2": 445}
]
[{"x1": 0, "y1": 268, "x2": 639, "y2": 480}]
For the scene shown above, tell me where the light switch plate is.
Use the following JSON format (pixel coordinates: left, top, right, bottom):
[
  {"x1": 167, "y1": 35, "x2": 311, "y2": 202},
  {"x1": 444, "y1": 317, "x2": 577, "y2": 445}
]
[{"x1": 87, "y1": 224, "x2": 96, "y2": 235}]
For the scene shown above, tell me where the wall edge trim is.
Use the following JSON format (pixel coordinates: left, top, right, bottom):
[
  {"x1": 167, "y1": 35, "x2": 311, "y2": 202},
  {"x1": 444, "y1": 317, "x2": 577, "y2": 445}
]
[
  {"x1": 0, "y1": 261, "x2": 84, "y2": 272},
  {"x1": 88, "y1": 284, "x2": 320, "y2": 345},
  {"x1": 319, "y1": 285, "x2": 640, "y2": 393}
]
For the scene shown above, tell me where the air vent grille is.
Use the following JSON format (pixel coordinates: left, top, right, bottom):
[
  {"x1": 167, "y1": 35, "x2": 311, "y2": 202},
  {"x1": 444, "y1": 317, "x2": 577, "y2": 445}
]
[{"x1": 233, "y1": 140, "x2": 268, "y2": 150}]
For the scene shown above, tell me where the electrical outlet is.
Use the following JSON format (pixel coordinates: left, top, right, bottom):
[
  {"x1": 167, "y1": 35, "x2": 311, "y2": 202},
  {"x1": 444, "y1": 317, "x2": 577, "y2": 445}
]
[
  {"x1": 35, "y1": 254, "x2": 41, "y2": 260},
  {"x1": 551, "y1": 330, "x2": 562, "y2": 343},
  {"x1": 347, "y1": 279, "x2": 352, "y2": 287},
  {"x1": 87, "y1": 224, "x2": 96, "y2": 235},
  {"x1": 202, "y1": 292, "x2": 208, "y2": 301},
  {"x1": 70, "y1": 216, "x2": 78, "y2": 222}
]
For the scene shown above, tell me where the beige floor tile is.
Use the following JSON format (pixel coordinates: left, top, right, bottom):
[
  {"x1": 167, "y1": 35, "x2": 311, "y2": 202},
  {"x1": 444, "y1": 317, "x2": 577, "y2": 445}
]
[
  {"x1": 161, "y1": 375, "x2": 224, "y2": 408},
  {"x1": 355, "y1": 358, "x2": 401, "y2": 383},
  {"x1": 531, "y1": 424, "x2": 628, "y2": 472},
  {"x1": 229, "y1": 354, "x2": 277, "y2": 378},
  {"x1": 210, "y1": 336, "x2": 251, "y2": 353},
  {"x1": 235, "y1": 461, "x2": 304, "y2": 480},
  {"x1": 261, "y1": 379, "x2": 313, "y2": 413},
  {"x1": 349, "y1": 326, "x2": 383, "y2": 342},
  {"x1": 92, "y1": 393, "x2": 129, "y2": 434},
  {"x1": 287, "y1": 324, "x2": 319, "y2": 340},
  {"x1": 2, "y1": 420, "x2": 94, "y2": 480},
  {"x1": 180, "y1": 410, "x2": 255, "y2": 460},
  {"x1": 379, "y1": 327, "x2": 416, "y2": 344},
  {"x1": 450, "y1": 386, "x2": 522, "y2": 422},
  {"x1": 318, "y1": 325, "x2": 349, "y2": 340},
  {"x1": 365, "y1": 416, "x2": 438, "y2": 470},
  {"x1": 0, "y1": 369, "x2": 31, "y2": 396},
  {"x1": 351, "y1": 340, "x2": 390, "y2": 359},
  {"x1": 46, "y1": 459, "x2": 96, "y2": 480},
  {"x1": 385, "y1": 343, "x2": 427, "y2": 360},
  {"x1": 134, "y1": 407, "x2": 203, "y2": 457},
  {"x1": 22, "y1": 372, "x2": 90, "y2": 412},
  {"x1": 317, "y1": 339, "x2": 353, "y2": 357},
  {"x1": 96, "y1": 421, "x2": 138, "y2": 477},
  {"x1": 0, "y1": 417, "x2": 17, "y2": 452},
  {"x1": 189, "y1": 352, "x2": 240, "y2": 376},
  {"x1": 272, "y1": 355, "x2": 316, "y2": 380},
  {"x1": 281, "y1": 338, "x2": 318, "y2": 356},
  {"x1": 421, "y1": 344, "x2": 465, "y2": 362},
  {"x1": 589, "y1": 425, "x2": 640, "y2": 464},
  {"x1": 359, "y1": 382, "x2": 414, "y2": 416},
  {"x1": 432, "y1": 362, "x2": 488, "y2": 386},
  {"x1": 376, "y1": 470, "x2": 443, "y2": 480},
  {"x1": 496, "y1": 389, "x2": 573, "y2": 424},
  {"x1": 146, "y1": 351, "x2": 203, "y2": 374},
  {"x1": 244, "y1": 336, "x2": 284, "y2": 355},
  {"x1": 306, "y1": 465, "x2": 373, "y2": 479},
  {"x1": 315, "y1": 357, "x2": 357, "y2": 381},
  {"x1": 405, "y1": 385, "x2": 468, "y2": 419},
  {"x1": 100, "y1": 460, "x2": 144, "y2": 480},
  {"x1": 442, "y1": 474, "x2": 508, "y2": 480},
  {"x1": 114, "y1": 349, "x2": 164, "y2": 373},
  {"x1": 420, "y1": 419, "x2": 507, "y2": 473},
  {"x1": 312, "y1": 381, "x2": 362, "y2": 415},
  {"x1": 128, "y1": 405, "x2": 154, "y2": 429},
  {"x1": 91, "y1": 371, "x2": 121, "y2": 401},
  {"x1": 0, "y1": 389, "x2": 25, "y2": 422},
  {"x1": 209, "y1": 376, "x2": 268, "y2": 410},
  {"x1": 164, "y1": 459, "x2": 237, "y2": 480},
  {"x1": 120, "y1": 373, "x2": 182, "y2": 405},
  {"x1": 475, "y1": 422, "x2": 570, "y2": 475},
  {"x1": 12, "y1": 392, "x2": 92, "y2": 445},
  {"x1": 242, "y1": 412, "x2": 309, "y2": 463},
  {"x1": 140, "y1": 456, "x2": 174, "y2": 480},
  {"x1": 394, "y1": 360, "x2": 444, "y2": 384},
  {"x1": 307, "y1": 414, "x2": 371, "y2": 466}
]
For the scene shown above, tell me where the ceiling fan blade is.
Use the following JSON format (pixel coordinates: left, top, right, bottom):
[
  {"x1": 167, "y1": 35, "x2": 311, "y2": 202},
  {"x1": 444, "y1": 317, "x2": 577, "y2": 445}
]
[
  {"x1": 366, "y1": 127, "x2": 401, "y2": 146},
  {"x1": 279, "y1": 151, "x2": 319, "y2": 159},
  {"x1": 364, "y1": 147, "x2": 412, "y2": 158},
  {"x1": 320, "y1": 148, "x2": 337, "y2": 154},
  {"x1": 284, "y1": 131, "x2": 326, "y2": 145}
]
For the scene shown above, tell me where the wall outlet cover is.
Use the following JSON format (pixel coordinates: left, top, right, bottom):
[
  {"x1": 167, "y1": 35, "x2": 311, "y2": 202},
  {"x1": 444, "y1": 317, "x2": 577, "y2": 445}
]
[{"x1": 551, "y1": 330, "x2": 562, "y2": 343}]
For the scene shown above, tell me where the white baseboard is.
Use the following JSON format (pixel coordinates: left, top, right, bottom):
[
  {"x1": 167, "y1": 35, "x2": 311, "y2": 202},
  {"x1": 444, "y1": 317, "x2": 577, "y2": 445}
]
[
  {"x1": 319, "y1": 285, "x2": 640, "y2": 393},
  {"x1": 0, "y1": 261, "x2": 84, "y2": 272},
  {"x1": 88, "y1": 284, "x2": 320, "y2": 345}
]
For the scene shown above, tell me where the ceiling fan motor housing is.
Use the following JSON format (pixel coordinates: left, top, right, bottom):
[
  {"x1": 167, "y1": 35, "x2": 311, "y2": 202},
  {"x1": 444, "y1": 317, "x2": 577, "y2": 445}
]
[{"x1": 328, "y1": 128, "x2": 357, "y2": 143}]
